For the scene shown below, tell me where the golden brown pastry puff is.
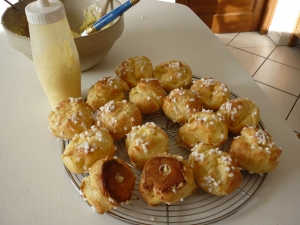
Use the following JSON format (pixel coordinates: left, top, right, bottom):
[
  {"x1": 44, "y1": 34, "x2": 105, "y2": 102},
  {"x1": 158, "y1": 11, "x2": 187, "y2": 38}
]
[
  {"x1": 86, "y1": 76, "x2": 129, "y2": 111},
  {"x1": 48, "y1": 97, "x2": 94, "y2": 140},
  {"x1": 93, "y1": 100, "x2": 142, "y2": 140},
  {"x1": 190, "y1": 77, "x2": 230, "y2": 110},
  {"x1": 129, "y1": 78, "x2": 166, "y2": 114},
  {"x1": 125, "y1": 122, "x2": 169, "y2": 170},
  {"x1": 189, "y1": 146, "x2": 242, "y2": 196},
  {"x1": 217, "y1": 98, "x2": 260, "y2": 135},
  {"x1": 139, "y1": 153, "x2": 196, "y2": 206},
  {"x1": 115, "y1": 56, "x2": 153, "y2": 88},
  {"x1": 80, "y1": 156, "x2": 136, "y2": 214},
  {"x1": 153, "y1": 60, "x2": 192, "y2": 92},
  {"x1": 61, "y1": 125, "x2": 116, "y2": 174},
  {"x1": 176, "y1": 109, "x2": 228, "y2": 150},
  {"x1": 162, "y1": 88, "x2": 203, "y2": 123},
  {"x1": 229, "y1": 127, "x2": 282, "y2": 174}
]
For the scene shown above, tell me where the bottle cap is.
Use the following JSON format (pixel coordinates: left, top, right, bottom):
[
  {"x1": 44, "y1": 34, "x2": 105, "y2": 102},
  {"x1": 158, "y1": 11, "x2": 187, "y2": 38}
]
[{"x1": 25, "y1": 0, "x2": 65, "y2": 25}]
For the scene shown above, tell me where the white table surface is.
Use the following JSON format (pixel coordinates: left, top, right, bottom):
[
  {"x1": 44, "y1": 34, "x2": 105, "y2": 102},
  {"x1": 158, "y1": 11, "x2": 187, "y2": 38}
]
[{"x1": 1, "y1": 0, "x2": 300, "y2": 224}]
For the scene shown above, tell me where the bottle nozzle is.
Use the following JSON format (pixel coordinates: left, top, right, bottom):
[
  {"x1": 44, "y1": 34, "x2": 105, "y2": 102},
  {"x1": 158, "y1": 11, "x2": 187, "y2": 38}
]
[{"x1": 37, "y1": 0, "x2": 50, "y2": 7}]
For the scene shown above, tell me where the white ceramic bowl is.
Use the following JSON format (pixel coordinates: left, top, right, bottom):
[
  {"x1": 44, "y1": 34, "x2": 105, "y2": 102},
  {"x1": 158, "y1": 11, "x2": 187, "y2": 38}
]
[{"x1": 1, "y1": 0, "x2": 124, "y2": 71}]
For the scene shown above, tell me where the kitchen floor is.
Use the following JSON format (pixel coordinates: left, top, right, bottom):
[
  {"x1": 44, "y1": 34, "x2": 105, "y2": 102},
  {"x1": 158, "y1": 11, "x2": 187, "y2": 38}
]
[{"x1": 215, "y1": 32, "x2": 300, "y2": 138}]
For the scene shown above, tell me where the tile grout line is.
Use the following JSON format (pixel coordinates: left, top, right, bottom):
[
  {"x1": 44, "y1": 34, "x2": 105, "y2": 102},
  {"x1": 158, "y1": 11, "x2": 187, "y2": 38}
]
[
  {"x1": 226, "y1": 41, "x2": 297, "y2": 96},
  {"x1": 266, "y1": 58, "x2": 300, "y2": 71},
  {"x1": 227, "y1": 44, "x2": 300, "y2": 71},
  {"x1": 227, "y1": 44, "x2": 273, "y2": 59},
  {"x1": 251, "y1": 58, "x2": 268, "y2": 78},
  {"x1": 253, "y1": 43, "x2": 299, "y2": 128},
  {"x1": 254, "y1": 80, "x2": 299, "y2": 97},
  {"x1": 225, "y1": 34, "x2": 270, "y2": 79},
  {"x1": 287, "y1": 95, "x2": 300, "y2": 135},
  {"x1": 226, "y1": 33, "x2": 240, "y2": 46},
  {"x1": 266, "y1": 33, "x2": 278, "y2": 46},
  {"x1": 251, "y1": 46, "x2": 277, "y2": 78},
  {"x1": 285, "y1": 96, "x2": 299, "y2": 121}
]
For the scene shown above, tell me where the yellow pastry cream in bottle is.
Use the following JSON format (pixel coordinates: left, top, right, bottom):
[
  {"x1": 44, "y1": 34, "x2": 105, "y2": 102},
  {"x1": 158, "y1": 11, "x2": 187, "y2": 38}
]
[{"x1": 26, "y1": 0, "x2": 81, "y2": 109}]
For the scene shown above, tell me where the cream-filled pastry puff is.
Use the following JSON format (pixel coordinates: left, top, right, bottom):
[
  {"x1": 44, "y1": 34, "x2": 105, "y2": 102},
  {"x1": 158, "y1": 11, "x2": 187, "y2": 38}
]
[
  {"x1": 229, "y1": 126, "x2": 282, "y2": 174},
  {"x1": 139, "y1": 153, "x2": 196, "y2": 206},
  {"x1": 189, "y1": 146, "x2": 242, "y2": 196},
  {"x1": 125, "y1": 122, "x2": 169, "y2": 170},
  {"x1": 217, "y1": 98, "x2": 260, "y2": 135},
  {"x1": 153, "y1": 60, "x2": 192, "y2": 92},
  {"x1": 115, "y1": 56, "x2": 153, "y2": 88},
  {"x1": 190, "y1": 77, "x2": 230, "y2": 110},
  {"x1": 61, "y1": 125, "x2": 116, "y2": 174},
  {"x1": 129, "y1": 78, "x2": 166, "y2": 114},
  {"x1": 86, "y1": 76, "x2": 129, "y2": 111},
  {"x1": 176, "y1": 109, "x2": 228, "y2": 149},
  {"x1": 80, "y1": 157, "x2": 136, "y2": 214},
  {"x1": 162, "y1": 88, "x2": 203, "y2": 123},
  {"x1": 48, "y1": 97, "x2": 94, "y2": 140},
  {"x1": 93, "y1": 100, "x2": 142, "y2": 140}
]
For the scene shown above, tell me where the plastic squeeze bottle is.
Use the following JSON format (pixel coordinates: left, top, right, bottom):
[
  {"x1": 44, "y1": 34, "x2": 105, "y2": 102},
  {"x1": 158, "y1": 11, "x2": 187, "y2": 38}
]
[{"x1": 25, "y1": 0, "x2": 81, "y2": 109}]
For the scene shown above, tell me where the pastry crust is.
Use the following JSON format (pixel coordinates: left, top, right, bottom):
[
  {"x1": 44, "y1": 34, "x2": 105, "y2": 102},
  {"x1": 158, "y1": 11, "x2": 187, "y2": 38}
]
[
  {"x1": 80, "y1": 157, "x2": 136, "y2": 214},
  {"x1": 217, "y1": 98, "x2": 260, "y2": 135},
  {"x1": 115, "y1": 56, "x2": 153, "y2": 88},
  {"x1": 129, "y1": 78, "x2": 166, "y2": 114},
  {"x1": 86, "y1": 76, "x2": 129, "y2": 111},
  {"x1": 176, "y1": 109, "x2": 228, "y2": 149},
  {"x1": 153, "y1": 60, "x2": 192, "y2": 92},
  {"x1": 162, "y1": 88, "x2": 203, "y2": 123},
  {"x1": 229, "y1": 127, "x2": 282, "y2": 174},
  {"x1": 125, "y1": 122, "x2": 169, "y2": 170},
  {"x1": 190, "y1": 77, "x2": 230, "y2": 110},
  {"x1": 48, "y1": 97, "x2": 94, "y2": 140},
  {"x1": 139, "y1": 153, "x2": 196, "y2": 206},
  {"x1": 189, "y1": 147, "x2": 243, "y2": 196},
  {"x1": 61, "y1": 126, "x2": 116, "y2": 174},
  {"x1": 93, "y1": 100, "x2": 142, "y2": 140}
]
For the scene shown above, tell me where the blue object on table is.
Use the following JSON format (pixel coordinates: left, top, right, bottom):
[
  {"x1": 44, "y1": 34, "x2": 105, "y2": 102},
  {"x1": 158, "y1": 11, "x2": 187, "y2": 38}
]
[{"x1": 81, "y1": 0, "x2": 140, "y2": 36}]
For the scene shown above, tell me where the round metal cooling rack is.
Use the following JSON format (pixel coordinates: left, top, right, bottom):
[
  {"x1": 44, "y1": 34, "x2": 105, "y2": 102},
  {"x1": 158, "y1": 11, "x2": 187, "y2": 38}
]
[{"x1": 62, "y1": 77, "x2": 268, "y2": 225}]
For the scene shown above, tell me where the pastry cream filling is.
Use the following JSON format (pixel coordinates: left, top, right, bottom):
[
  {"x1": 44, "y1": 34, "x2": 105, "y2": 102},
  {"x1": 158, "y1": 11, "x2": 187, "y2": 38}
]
[
  {"x1": 115, "y1": 173, "x2": 125, "y2": 183},
  {"x1": 33, "y1": 34, "x2": 81, "y2": 108},
  {"x1": 72, "y1": 5, "x2": 115, "y2": 37},
  {"x1": 159, "y1": 164, "x2": 171, "y2": 175}
]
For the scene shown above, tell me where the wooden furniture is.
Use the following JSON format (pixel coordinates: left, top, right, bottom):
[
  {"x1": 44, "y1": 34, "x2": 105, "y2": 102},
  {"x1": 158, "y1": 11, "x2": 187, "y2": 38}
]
[
  {"x1": 288, "y1": 11, "x2": 300, "y2": 46},
  {"x1": 176, "y1": 0, "x2": 276, "y2": 34},
  {"x1": 259, "y1": 0, "x2": 278, "y2": 34}
]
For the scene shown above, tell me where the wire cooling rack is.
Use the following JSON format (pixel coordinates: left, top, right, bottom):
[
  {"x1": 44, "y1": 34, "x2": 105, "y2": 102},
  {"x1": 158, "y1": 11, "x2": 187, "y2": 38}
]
[{"x1": 62, "y1": 77, "x2": 267, "y2": 225}]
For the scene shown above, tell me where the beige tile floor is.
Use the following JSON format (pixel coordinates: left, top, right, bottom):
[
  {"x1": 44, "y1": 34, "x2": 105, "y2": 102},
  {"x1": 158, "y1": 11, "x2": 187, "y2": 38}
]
[{"x1": 216, "y1": 32, "x2": 300, "y2": 137}]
